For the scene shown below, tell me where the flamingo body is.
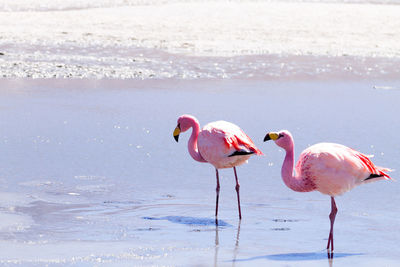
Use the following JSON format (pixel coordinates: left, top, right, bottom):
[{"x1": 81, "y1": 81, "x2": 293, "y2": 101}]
[
  {"x1": 198, "y1": 120, "x2": 262, "y2": 169},
  {"x1": 296, "y1": 142, "x2": 390, "y2": 196},
  {"x1": 173, "y1": 114, "x2": 262, "y2": 220},
  {"x1": 264, "y1": 130, "x2": 392, "y2": 251}
]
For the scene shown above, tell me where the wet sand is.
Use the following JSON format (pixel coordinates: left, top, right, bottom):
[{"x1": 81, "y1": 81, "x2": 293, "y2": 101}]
[{"x1": 0, "y1": 78, "x2": 399, "y2": 266}]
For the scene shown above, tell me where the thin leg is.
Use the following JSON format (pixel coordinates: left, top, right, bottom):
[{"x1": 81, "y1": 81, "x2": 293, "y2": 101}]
[
  {"x1": 326, "y1": 196, "x2": 338, "y2": 251},
  {"x1": 215, "y1": 169, "x2": 220, "y2": 222},
  {"x1": 233, "y1": 167, "x2": 242, "y2": 220}
]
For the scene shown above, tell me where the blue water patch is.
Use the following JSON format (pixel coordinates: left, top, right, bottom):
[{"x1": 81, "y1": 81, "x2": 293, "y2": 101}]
[
  {"x1": 266, "y1": 252, "x2": 362, "y2": 261},
  {"x1": 233, "y1": 251, "x2": 363, "y2": 262},
  {"x1": 142, "y1": 216, "x2": 231, "y2": 227}
]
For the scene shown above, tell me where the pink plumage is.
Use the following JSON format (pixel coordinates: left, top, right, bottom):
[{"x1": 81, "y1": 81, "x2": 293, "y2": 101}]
[
  {"x1": 295, "y1": 143, "x2": 392, "y2": 196},
  {"x1": 264, "y1": 130, "x2": 392, "y2": 252},
  {"x1": 199, "y1": 120, "x2": 263, "y2": 169},
  {"x1": 173, "y1": 114, "x2": 262, "y2": 221}
]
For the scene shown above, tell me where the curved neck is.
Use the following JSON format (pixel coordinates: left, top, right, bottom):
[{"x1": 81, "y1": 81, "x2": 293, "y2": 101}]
[
  {"x1": 281, "y1": 145, "x2": 314, "y2": 193},
  {"x1": 188, "y1": 121, "x2": 207, "y2": 163}
]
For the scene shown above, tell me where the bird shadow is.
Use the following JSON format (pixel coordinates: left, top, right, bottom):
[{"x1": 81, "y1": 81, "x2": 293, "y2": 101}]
[
  {"x1": 142, "y1": 216, "x2": 231, "y2": 227},
  {"x1": 233, "y1": 251, "x2": 363, "y2": 262}
]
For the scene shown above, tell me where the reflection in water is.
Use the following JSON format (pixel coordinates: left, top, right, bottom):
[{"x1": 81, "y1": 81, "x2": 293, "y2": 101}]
[
  {"x1": 328, "y1": 251, "x2": 333, "y2": 267},
  {"x1": 232, "y1": 220, "x2": 241, "y2": 266},
  {"x1": 214, "y1": 220, "x2": 242, "y2": 267},
  {"x1": 214, "y1": 225, "x2": 219, "y2": 267}
]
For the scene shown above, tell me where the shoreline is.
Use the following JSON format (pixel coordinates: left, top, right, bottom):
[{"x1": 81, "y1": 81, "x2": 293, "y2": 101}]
[
  {"x1": 1, "y1": 74, "x2": 399, "y2": 92},
  {"x1": 1, "y1": 43, "x2": 400, "y2": 80}
]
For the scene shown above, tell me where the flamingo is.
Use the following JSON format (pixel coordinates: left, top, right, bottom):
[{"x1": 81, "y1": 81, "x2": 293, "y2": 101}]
[
  {"x1": 173, "y1": 114, "x2": 263, "y2": 220},
  {"x1": 263, "y1": 130, "x2": 392, "y2": 252}
]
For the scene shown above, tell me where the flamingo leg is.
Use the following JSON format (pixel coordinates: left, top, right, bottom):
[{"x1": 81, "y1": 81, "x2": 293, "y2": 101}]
[
  {"x1": 233, "y1": 167, "x2": 242, "y2": 220},
  {"x1": 326, "y1": 196, "x2": 338, "y2": 251},
  {"x1": 215, "y1": 169, "x2": 220, "y2": 221}
]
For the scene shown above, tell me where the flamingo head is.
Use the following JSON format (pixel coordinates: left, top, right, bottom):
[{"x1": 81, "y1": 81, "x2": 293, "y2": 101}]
[
  {"x1": 173, "y1": 114, "x2": 199, "y2": 142},
  {"x1": 263, "y1": 130, "x2": 294, "y2": 150}
]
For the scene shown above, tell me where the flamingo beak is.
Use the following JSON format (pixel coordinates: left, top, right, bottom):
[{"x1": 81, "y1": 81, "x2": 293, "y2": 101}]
[
  {"x1": 264, "y1": 132, "x2": 279, "y2": 142},
  {"x1": 173, "y1": 124, "x2": 181, "y2": 142}
]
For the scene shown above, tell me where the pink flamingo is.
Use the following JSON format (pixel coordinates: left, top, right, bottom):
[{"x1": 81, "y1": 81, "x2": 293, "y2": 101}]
[
  {"x1": 173, "y1": 114, "x2": 263, "y2": 220},
  {"x1": 264, "y1": 130, "x2": 392, "y2": 252}
]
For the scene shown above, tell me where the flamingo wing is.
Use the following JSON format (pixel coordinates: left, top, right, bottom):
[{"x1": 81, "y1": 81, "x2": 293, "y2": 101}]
[
  {"x1": 198, "y1": 121, "x2": 262, "y2": 169},
  {"x1": 224, "y1": 127, "x2": 263, "y2": 156},
  {"x1": 204, "y1": 121, "x2": 262, "y2": 156},
  {"x1": 297, "y1": 143, "x2": 392, "y2": 196}
]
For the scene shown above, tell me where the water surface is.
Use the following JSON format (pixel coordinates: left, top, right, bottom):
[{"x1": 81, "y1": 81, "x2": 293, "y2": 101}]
[{"x1": 0, "y1": 79, "x2": 399, "y2": 265}]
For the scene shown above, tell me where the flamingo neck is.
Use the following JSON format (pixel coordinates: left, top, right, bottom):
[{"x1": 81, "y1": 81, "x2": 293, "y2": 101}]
[
  {"x1": 188, "y1": 121, "x2": 207, "y2": 163},
  {"x1": 281, "y1": 145, "x2": 314, "y2": 193}
]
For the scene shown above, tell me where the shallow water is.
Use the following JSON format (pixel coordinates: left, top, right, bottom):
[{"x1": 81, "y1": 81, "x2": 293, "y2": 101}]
[{"x1": 0, "y1": 79, "x2": 399, "y2": 265}]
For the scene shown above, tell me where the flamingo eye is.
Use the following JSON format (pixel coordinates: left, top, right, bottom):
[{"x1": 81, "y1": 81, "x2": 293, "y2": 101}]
[{"x1": 279, "y1": 133, "x2": 284, "y2": 138}]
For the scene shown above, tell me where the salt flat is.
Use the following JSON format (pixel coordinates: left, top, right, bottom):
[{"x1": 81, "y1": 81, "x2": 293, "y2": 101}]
[{"x1": 1, "y1": 1, "x2": 400, "y2": 79}]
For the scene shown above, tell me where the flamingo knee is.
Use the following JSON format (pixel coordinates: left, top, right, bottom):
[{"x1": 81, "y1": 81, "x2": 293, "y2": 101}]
[{"x1": 235, "y1": 183, "x2": 240, "y2": 193}]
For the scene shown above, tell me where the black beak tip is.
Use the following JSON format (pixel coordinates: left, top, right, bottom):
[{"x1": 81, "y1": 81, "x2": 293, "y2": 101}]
[
  {"x1": 174, "y1": 135, "x2": 179, "y2": 142},
  {"x1": 263, "y1": 134, "x2": 271, "y2": 142}
]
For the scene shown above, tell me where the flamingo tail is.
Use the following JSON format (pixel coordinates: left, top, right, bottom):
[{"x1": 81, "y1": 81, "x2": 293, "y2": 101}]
[
  {"x1": 376, "y1": 166, "x2": 394, "y2": 180},
  {"x1": 355, "y1": 152, "x2": 393, "y2": 180}
]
